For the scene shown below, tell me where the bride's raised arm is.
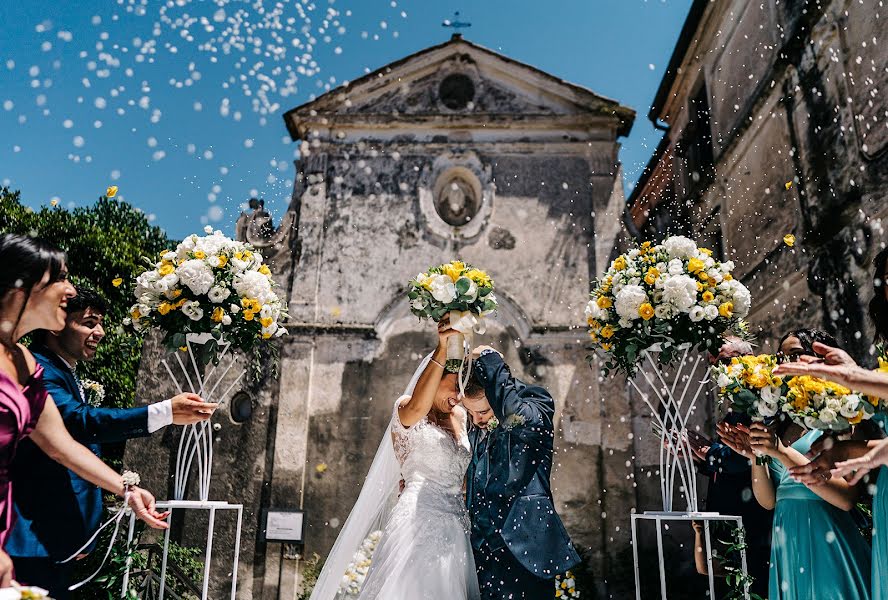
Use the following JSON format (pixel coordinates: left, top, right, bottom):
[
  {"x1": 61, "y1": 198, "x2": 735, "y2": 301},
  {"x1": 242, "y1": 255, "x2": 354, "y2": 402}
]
[{"x1": 397, "y1": 320, "x2": 457, "y2": 427}]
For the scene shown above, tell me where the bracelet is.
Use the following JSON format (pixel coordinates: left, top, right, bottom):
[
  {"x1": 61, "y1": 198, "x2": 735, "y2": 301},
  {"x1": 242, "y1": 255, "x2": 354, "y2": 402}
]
[{"x1": 430, "y1": 358, "x2": 446, "y2": 369}]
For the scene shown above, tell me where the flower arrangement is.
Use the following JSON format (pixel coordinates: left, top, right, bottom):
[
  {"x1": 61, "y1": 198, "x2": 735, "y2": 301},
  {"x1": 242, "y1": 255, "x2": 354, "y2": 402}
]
[
  {"x1": 585, "y1": 236, "x2": 751, "y2": 374},
  {"x1": 339, "y1": 530, "x2": 382, "y2": 597},
  {"x1": 0, "y1": 584, "x2": 52, "y2": 600},
  {"x1": 554, "y1": 571, "x2": 580, "y2": 598},
  {"x1": 712, "y1": 355, "x2": 787, "y2": 421},
  {"x1": 782, "y1": 375, "x2": 876, "y2": 432},
  {"x1": 408, "y1": 260, "x2": 496, "y2": 371},
  {"x1": 126, "y1": 226, "x2": 288, "y2": 367},
  {"x1": 872, "y1": 345, "x2": 888, "y2": 408},
  {"x1": 80, "y1": 378, "x2": 105, "y2": 408}
]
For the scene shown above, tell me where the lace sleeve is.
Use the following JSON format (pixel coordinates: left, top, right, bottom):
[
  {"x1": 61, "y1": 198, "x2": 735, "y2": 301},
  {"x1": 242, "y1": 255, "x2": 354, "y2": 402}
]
[{"x1": 391, "y1": 395, "x2": 427, "y2": 433}]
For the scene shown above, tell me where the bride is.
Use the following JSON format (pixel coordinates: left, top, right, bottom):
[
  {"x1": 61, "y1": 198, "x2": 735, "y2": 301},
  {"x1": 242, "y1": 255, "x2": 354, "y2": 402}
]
[{"x1": 309, "y1": 322, "x2": 481, "y2": 600}]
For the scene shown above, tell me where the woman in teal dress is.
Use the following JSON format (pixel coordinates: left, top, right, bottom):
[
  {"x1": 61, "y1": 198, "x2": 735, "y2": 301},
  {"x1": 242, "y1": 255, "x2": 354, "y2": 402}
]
[{"x1": 721, "y1": 419, "x2": 873, "y2": 599}]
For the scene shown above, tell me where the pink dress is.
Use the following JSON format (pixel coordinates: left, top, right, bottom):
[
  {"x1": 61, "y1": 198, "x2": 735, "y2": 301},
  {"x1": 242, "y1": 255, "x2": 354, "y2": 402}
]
[{"x1": 0, "y1": 365, "x2": 48, "y2": 547}]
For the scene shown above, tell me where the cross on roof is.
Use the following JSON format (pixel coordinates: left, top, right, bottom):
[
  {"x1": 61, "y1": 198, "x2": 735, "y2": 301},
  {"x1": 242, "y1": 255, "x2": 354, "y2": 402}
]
[{"x1": 442, "y1": 11, "x2": 472, "y2": 31}]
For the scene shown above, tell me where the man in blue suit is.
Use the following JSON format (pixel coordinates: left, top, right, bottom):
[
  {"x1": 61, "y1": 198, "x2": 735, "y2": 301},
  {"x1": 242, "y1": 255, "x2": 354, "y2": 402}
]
[
  {"x1": 462, "y1": 345, "x2": 580, "y2": 600},
  {"x1": 8, "y1": 287, "x2": 216, "y2": 599}
]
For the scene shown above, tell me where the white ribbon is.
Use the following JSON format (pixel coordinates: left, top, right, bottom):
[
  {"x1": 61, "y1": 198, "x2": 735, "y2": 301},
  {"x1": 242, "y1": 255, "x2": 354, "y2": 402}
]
[
  {"x1": 59, "y1": 489, "x2": 132, "y2": 591},
  {"x1": 448, "y1": 310, "x2": 487, "y2": 397}
]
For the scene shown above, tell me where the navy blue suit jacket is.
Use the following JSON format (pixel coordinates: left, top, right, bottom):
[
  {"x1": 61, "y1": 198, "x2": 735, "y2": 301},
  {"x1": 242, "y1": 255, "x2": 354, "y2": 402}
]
[
  {"x1": 7, "y1": 346, "x2": 150, "y2": 559},
  {"x1": 465, "y1": 352, "x2": 581, "y2": 578}
]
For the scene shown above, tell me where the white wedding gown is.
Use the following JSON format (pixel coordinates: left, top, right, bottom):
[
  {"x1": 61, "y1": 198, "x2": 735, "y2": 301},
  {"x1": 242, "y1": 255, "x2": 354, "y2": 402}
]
[{"x1": 355, "y1": 398, "x2": 480, "y2": 600}]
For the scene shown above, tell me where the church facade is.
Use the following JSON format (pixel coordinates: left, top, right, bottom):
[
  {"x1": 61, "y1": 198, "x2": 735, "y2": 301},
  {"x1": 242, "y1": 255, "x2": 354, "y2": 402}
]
[{"x1": 127, "y1": 34, "x2": 636, "y2": 598}]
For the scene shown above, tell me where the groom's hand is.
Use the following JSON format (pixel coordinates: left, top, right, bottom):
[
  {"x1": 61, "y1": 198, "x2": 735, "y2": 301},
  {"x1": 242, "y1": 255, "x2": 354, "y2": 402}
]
[{"x1": 471, "y1": 345, "x2": 500, "y2": 360}]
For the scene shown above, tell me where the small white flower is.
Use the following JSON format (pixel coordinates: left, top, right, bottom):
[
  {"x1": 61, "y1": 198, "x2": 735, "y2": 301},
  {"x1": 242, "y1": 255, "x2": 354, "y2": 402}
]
[
  {"x1": 654, "y1": 304, "x2": 672, "y2": 319},
  {"x1": 208, "y1": 286, "x2": 231, "y2": 303},
  {"x1": 428, "y1": 274, "x2": 457, "y2": 303},
  {"x1": 222, "y1": 314, "x2": 232, "y2": 326},
  {"x1": 204, "y1": 225, "x2": 214, "y2": 234},
  {"x1": 275, "y1": 326, "x2": 288, "y2": 337},
  {"x1": 411, "y1": 298, "x2": 427, "y2": 312},
  {"x1": 703, "y1": 305, "x2": 719, "y2": 320},
  {"x1": 163, "y1": 251, "x2": 176, "y2": 262},
  {"x1": 840, "y1": 395, "x2": 862, "y2": 418},
  {"x1": 819, "y1": 408, "x2": 838, "y2": 424},
  {"x1": 689, "y1": 305, "x2": 706, "y2": 322},
  {"x1": 716, "y1": 372, "x2": 732, "y2": 388},
  {"x1": 181, "y1": 300, "x2": 204, "y2": 321},
  {"x1": 230, "y1": 303, "x2": 241, "y2": 314}
]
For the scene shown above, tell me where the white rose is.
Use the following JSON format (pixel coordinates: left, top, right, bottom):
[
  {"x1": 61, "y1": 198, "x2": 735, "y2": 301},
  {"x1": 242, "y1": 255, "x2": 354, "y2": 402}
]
[
  {"x1": 840, "y1": 395, "x2": 862, "y2": 418},
  {"x1": 208, "y1": 286, "x2": 231, "y2": 303},
  {"x1": 662, "y1": 275, "x2": 698, "y2": 312},
  {"x1": 428, "y1": 274, "x2": 457, "y2": 303},
  {"x1": 585, "y1": 300, "x2": 604, "y2": 321},
  {"x1": 703, "y1": 305, "x2": 719, "y2": 320},
  {"x1": 178, "y1": 259, "x2": 215, "y2": 296},
  {"x1": 411, "y1": 298, "x2": 427, "y2": 312},
  {"x1": 819, "y1": 408, "x2": 838, "y2": 424},
  {"x1": 222, "y1": 314, "x2": 232, "y2": 326},
  {"x1": 667, "y1": 259, "x2": 684, "y2": 275},
  {"x1": 716, "y1": 371, "x2": 732, "y2": 388},
  {"x1": 628, "y1": 249, "x2": 640, "y2": 259},
  {"x1": 614, "y1": 285, "x2": 647, "y2": 321},
  {"x1": 689, "y1": 305, "x2": 706, "y2": 322},
  {"x1": 181, "y1": 300, "x2": 204, "y2": 322},
  {"x1": 663, "y1": 235, "x2": 698, "y2": 259}
]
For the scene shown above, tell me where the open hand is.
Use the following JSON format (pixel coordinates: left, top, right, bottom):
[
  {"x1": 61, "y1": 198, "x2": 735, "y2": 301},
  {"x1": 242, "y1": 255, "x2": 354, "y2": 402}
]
[
  {"x1": 716, "y1": 420, "x2": 755, "y2": 461},
  {"x1": 128, "y1": 487, "x2": 170, "y2": 530},
  {"x1": 747, "y1": 422, "x2": 780, "y2": 457},
  {"x1": 686, "y1": 430, "x2": 712, "y2": 463},
  {"x1": 788, "y1": 437, "x2": 845, "y2": 485},
  {"x1": 171, "y1": 393, "x2": 218, "y2": 425},
  {"x1": 773, "y1": 342, "x2": 860, "y2": 386},
  {"x1": 832, "y1": 438, "x2": 888, "y2": 484},
  {"x1": 0, "y1": 550, "x2": 12, "y2": 588},
  {"x1": 470, "y1": 345, "x2": 499, "y2": 360}
]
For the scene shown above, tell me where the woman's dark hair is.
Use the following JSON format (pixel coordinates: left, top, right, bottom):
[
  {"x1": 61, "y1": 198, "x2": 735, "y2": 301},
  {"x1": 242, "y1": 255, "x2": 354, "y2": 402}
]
[
  {"x1": 870, "y1": 247, "x2": 888, "y2": 342},
  {"x1": 778, "y1": 328, "x2": 839, "y2": 356},
  {"x1": 0, "y1": 233, "x2": 67, "y2": 338},
  {"x1": 30, "y1": 285, "x2": 108, "y2": 346}
]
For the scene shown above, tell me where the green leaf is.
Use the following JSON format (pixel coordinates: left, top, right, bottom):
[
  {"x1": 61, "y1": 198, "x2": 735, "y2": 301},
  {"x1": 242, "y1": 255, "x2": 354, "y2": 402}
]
[{"x1": 455, "y1": 277, "x2": 471, "y2": 295}]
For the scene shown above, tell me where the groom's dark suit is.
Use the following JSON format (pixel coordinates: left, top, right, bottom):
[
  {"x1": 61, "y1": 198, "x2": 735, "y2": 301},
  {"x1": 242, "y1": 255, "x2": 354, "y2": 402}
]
[{"x1": 466, "y1": 351, "x2": 580, "y2": 600}]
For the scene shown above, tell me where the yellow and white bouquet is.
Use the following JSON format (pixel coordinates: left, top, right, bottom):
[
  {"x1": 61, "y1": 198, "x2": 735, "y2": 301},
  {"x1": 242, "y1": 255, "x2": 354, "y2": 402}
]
[
  {"x1": 126, "y1": 226, "x2": 288, "y2": 366},
  {"x1": 586, "y1": 235, "x2": 751, "y2": 374},
  {"x1": 712, "y1": 355, "x2": 786, "y2": 421},
  {"x1": 871, "y1": 344, "x2": 888, "y2": 409},
  {"x1": 339, "y1": 530, "x2": 382, "y2": 597},
  {"x1": 782, "y1": 375, "x2": 876, "y2": 432},
  {"x1": 408, "y1": 260, "x2": 496, "y2": 371},
  {"x1": 0, "y1": 583, "x2": 52, "y2": 599},
  {"x1": 554, "y1": 571, "x2": 580, "y2": 598}
]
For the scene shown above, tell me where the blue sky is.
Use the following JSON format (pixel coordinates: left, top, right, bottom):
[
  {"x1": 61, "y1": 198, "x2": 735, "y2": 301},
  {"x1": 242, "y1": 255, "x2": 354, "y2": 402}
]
[{"x1": 0, "y1": 0, "x2": 691, "y2": 240}]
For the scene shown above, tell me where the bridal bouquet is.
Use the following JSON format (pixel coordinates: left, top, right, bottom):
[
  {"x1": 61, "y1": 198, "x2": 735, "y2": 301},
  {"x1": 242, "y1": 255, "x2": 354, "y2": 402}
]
[
  {"x1": 585, "y1": 235, "x2": 751, "y2": 374},
  {"x1": 0, "y1": 584, "x2": 52, "y2": 599},
  {"x1": 339, "y1": 530, "x2": 382, "y2": 597},
  {"x1": 554, "y1": 571, "x2": 580, "y2": 599},
  {"x1": 712, "y1": 355, "x2": 786, "y2": 421},
  {"x1": 126, "y1": 226, "x2": 288, "y2": 365},
  {"x1": 407, "y1": 260, "x2": 496, "y2": 371},
  {"x1": 782, "y1": 375, "x2": 876, "y2": 432}
]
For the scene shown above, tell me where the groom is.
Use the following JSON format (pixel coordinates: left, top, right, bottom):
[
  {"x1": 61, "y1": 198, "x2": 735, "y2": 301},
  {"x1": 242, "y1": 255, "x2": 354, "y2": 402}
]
[{"x1": 462, "y1": 345, "x2": 580, "y2": 600}]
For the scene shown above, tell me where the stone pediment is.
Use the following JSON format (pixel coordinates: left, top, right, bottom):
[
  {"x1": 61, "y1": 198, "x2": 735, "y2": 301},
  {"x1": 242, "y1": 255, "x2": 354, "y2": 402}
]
[{"x1": 284, "y1": 35, "x2": 634, "y2": 138}]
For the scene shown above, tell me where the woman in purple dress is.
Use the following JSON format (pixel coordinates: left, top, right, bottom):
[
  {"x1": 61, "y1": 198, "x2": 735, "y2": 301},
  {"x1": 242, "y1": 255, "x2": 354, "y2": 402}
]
[{"x1": 0, "y1": 233, "x2": 169, "y2": 586}]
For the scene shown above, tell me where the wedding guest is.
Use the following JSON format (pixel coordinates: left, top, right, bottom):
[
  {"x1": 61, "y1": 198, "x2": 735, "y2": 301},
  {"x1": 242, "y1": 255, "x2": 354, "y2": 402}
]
[
  {"x1": 0, "y1": 234, "x2": 168, "y2": 587},
  {"x1": 8, "y1": 285, "x2": 217, "y2": 598},
  {"x1": 690, "y1": 336, "x2": 772, "y2": 598},
  {"x1": 719, "y1": 328, "x2": 871, "y2": 600},
  {"x1": 777, "y1": 247, "x2": 888, "y2": 600}
]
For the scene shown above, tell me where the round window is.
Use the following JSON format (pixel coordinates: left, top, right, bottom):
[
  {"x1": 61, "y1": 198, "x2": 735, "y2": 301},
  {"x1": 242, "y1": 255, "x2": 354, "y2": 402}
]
[
  {"x1": 438, "y1": 74, "x2": 475, "y2": 110},
  {"x1": 229, "y1": 391, "x2": 254, "y2": 424}
]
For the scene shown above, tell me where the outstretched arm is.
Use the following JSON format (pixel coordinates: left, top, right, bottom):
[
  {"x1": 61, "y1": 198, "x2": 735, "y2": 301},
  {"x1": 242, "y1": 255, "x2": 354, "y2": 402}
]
[
  {"x1": 398, "y1": 321, "x2": 458, "y2": 427},
  {"x1": 773, "y1": 342, "x2": 888, "y2": 401},
  {"x1": 471, "y1": 346, "x2": 554, "y2": 443}
]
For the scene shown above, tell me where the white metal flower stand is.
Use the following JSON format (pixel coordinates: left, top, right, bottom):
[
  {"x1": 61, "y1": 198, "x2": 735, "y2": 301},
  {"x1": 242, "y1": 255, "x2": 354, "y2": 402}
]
[
  {"x1": 122, "y1": 333, "x2": 245, "y2": 599},
  {"x1": 627, "y1": 346, "x2": 750, "y2": 599}
]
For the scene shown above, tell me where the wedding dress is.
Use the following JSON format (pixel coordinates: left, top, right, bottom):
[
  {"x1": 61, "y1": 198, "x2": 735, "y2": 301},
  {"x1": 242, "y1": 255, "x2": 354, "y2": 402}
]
[{"x1": 310, "y1": 355, "x2": 481, "y2": 600}]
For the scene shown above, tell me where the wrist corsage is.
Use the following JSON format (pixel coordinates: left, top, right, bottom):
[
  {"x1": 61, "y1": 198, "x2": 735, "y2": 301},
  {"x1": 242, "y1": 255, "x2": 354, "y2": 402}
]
[{"x1": 122, "y1": 470, "x2": 141, "y2": 489}]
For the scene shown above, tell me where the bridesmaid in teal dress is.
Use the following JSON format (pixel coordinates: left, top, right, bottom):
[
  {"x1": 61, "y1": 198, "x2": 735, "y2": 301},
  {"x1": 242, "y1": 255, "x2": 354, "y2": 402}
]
[{"x1": 869, "y1": 414, "x2": 888, "y2": 600}]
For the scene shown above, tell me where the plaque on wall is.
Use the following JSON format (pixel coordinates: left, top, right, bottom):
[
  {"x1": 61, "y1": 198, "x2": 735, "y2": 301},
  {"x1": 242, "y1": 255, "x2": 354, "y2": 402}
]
[{"x1": 261, "y1": 509, "x2": 305, "y2": 543}]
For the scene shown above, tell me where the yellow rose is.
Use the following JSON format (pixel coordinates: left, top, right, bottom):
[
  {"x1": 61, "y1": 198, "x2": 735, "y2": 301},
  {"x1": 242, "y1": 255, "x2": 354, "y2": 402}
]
[
  {"x1": 262, "y1": 332, "x2": 273, "y2": 339},
  {"x1": 848, "y1": 413, "x2": 863, "y2": 425},
  {"x1": 612, "y1": 256, "x2": 627, "y2": 271},
  {"x1": 234, "y1": 251, "x2": 244, "y2": 261},
  {"x1": 112, "y1": 277, "x2": 123, "y2": 288},
  {"x1": 465, "y1": 268, "x2": 492, "y2": 287},
  {"x1": 601, "y1": 342, "x2": 613, "y2": 351},
  {"x1": 783, "y1": 234, "x2": 795, "y2": 247},
  {"x1": 106, "y1": 185, "x2": 118, "y2": 198},
  {"x1": 259, "y1": 264, "x2": 271, "y2": 276},
  {"x1": 193, "y1": 251, "x2": 207, "y2": 260},
  {"x1": 172, "y1": 289, "x2": 182, "y2": 298},
  {"x1": 217, "y1": 255, "x2": 229, "y2": 268},
  {"x1": 698, "y1": 248, "x2": 713, "y2": 256},
  {"x1": 130, "y1": 308, "x2": 141, "y2": 320},
  {"x1": 212, "y1": 307, "x2": 225, "y2": 322},
  {"x1": 723, "y1": 273, "x2": 733, "y2": 281},
  {"x1": 243, "y1": 250, "x2": 253, "y2": 259},
  {"x1": 638, "y1": 303, "x2": 655, "y2": 320},
  {"x1": 260, "y1": 316, "x2": 274, "y2": 327},
  {"x1": 644, "y1": 268, "x2": 660, "y2": 285},
  {"x1": 687, "y1": 258, "x2": 705, "y2": 274},
  {"x1": 442, "y1": 260, "x2": 466, "y2": 282},
  {"x1": 587, "y1": 318, "x2": 600, "y2": 330},
  {"x1": 157, "y1": 303, "x2": 172, "y2": 316},
  {"x1": 600, "y1": 325, "x2": 615, "y2": 339},
  {"x1": 158, "y1": 263, "x2": 175, "y2": 276},
  {"x1": 243, "y1": 310, "x2": 255, "y2": 321},
  {"x1": 702, "y1": 291, "x2": 715, "y2": 303},
  {"x1": 696, "y1": 281, "x2": 704, "y2": 292},
  {"x1": 596, "y1": 296, "x2": 612, "y2": 309},
  {"x1": 718, "y1": 302, "x2": 734, "y2": 318}
]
